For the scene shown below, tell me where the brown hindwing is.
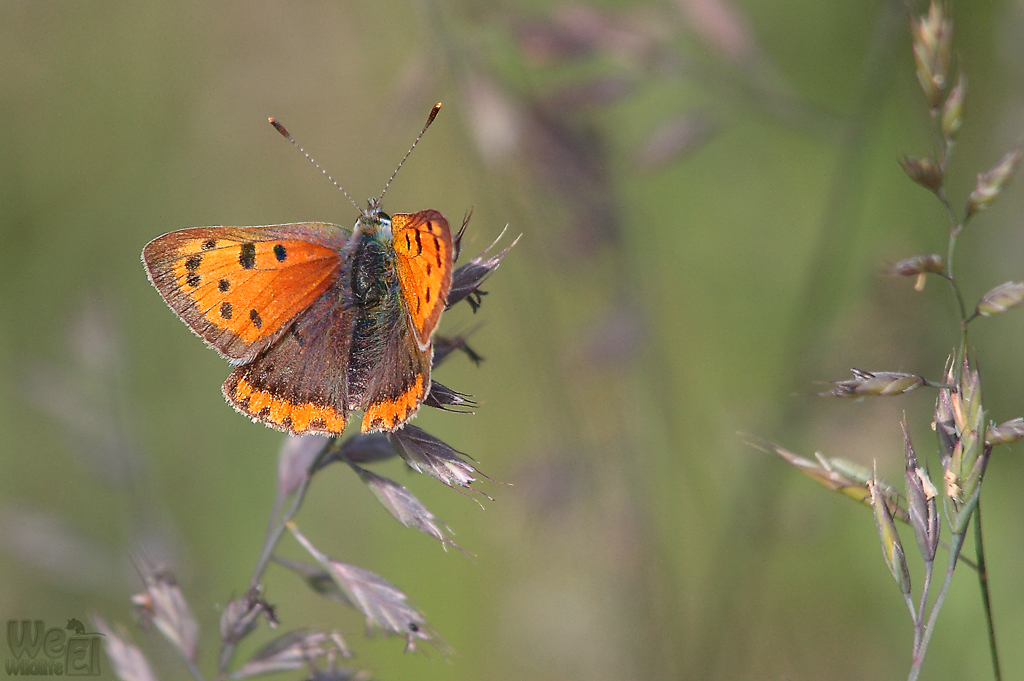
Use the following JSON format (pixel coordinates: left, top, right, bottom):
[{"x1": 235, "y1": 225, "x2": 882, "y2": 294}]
[{"x1": 222, "y1": 287, "x2": 353, "y2": 435}]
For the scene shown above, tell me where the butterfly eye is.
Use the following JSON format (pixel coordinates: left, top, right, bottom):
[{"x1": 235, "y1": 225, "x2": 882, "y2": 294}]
[{"x1": 378, "y1": 211, "x2": 391, "y2": 221}]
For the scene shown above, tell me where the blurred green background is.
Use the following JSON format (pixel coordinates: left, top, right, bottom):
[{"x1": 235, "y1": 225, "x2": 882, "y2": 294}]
[{"x1": 2, "y1": 1, "x2": 1023, "y2": 679}]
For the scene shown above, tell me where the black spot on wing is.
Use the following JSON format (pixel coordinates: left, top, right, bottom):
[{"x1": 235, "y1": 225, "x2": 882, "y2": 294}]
[
  {"x1": 239, "y1": 243, "x2": 257, "y2": 269},
  {"x1": 202, "y1": 239, "x2": 217, "y2": 250},
  {"x1": 273, "y1": 244, "x2": 287, "y2": 262},
  {"x1": 250, "y1": 309, "x2": 263, "y2": 328},
  {"x1": 186, "y1": 272, "x2": 201, "y2": 288},
  {"x1": 185, "y1": 255, "x2": 202, "y2": 272},
  {"x1": 220, "y1": 302, "x2": 233, "y2": 319},
  {"x1": 218, "y1": 279, "x2": 230, "y2": 292}
]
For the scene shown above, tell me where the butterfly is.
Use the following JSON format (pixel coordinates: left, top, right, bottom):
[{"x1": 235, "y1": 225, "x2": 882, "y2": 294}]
[{"x1": 142, "y1": 105, "x2": 454, "y2": 436}]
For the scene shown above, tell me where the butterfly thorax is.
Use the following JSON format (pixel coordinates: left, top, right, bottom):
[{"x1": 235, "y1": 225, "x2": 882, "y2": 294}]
[
  {"x1": 350, "y1": 222, "x2": 399, "y2": 308},
  {"x1": 349, "y1": 199, "x2": 401, "y2": 302}
]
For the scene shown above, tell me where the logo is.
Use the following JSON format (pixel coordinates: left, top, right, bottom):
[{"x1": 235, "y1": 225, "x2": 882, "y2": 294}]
[{"x1": 5, "y1": 620, "x2": 103, "y2": 676}]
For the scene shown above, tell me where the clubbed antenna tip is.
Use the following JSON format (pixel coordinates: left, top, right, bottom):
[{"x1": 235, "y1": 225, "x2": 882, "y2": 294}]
[
  {"x1": 426, "y1": 102, "x2": 442, "y2": 126},
  {"x1": 268, "y1": 118, "x2": 289, "y2": 137}
]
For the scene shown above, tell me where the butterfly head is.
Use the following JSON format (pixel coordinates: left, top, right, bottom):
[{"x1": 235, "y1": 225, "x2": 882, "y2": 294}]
[{"x1": 356, "y1": 198, "x2": 393, "y2": 238}]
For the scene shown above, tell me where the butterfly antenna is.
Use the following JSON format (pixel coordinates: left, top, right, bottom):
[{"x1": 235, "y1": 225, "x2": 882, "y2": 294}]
[
  {"x1": 377, "y1": 103, "x2": 442, "y2": 205},
  {"x1": 269, "y1": 118, "x2": 361, "y2": 212}
]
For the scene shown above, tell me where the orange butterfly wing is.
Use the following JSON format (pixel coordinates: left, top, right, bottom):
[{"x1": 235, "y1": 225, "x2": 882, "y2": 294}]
[
  {"x1": 389, "y1": 210, "x2": 453, "y2": 350},
  {"x1": 142, "y1": 224, "x2": 345, "y2": 363}
]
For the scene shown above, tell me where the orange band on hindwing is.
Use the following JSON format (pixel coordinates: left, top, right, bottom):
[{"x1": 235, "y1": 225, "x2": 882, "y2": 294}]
[
  {"x1": 226, "y1": 376, "x2": 347, "y2": 434},
  {"x1": 361, "y1": 373, "x2": 428, "y2": 433}
]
